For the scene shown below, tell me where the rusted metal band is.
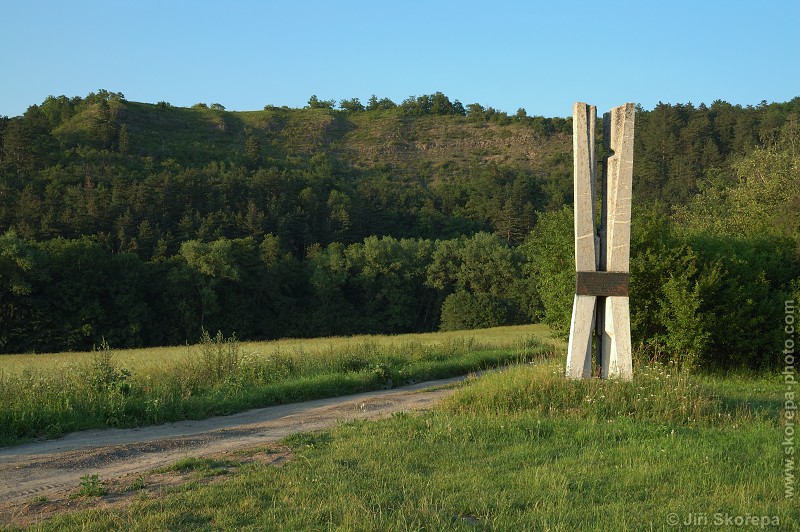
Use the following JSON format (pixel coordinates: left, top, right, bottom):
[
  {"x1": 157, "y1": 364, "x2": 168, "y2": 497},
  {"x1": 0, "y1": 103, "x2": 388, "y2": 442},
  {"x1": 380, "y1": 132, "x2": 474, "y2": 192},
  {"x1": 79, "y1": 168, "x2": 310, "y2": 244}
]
[{"x1": 575, "y1": 271, "x2": 629, "y2": 297}]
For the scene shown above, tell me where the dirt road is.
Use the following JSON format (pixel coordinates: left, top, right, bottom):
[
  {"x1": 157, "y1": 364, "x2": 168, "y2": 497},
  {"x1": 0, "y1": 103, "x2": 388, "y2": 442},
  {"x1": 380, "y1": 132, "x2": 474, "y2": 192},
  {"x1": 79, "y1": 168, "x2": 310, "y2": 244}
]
[{"x1": 0, "y1": 373, "x2": 470, "y2": 518}]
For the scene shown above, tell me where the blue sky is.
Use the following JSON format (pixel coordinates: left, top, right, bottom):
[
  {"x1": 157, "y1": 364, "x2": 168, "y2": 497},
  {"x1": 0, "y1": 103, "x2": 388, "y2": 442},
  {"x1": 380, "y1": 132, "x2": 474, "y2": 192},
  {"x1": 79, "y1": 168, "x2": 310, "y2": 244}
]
[{"x1": 1, "y1": 0, "x2": 798, "y2": 118}]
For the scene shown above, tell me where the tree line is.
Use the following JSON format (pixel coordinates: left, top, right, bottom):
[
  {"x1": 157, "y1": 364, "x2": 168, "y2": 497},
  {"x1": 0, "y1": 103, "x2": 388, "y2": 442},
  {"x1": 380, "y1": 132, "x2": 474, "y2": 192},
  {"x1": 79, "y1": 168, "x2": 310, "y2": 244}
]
[{"x1": 0, "y1": 230, "x2": 536, "y2": 353}]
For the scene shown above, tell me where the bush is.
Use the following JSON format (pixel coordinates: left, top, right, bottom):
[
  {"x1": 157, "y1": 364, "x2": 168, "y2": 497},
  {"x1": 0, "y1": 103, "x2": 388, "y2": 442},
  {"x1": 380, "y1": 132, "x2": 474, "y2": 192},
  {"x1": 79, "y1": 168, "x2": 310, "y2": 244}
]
[
  {"x1": 439, "y1": 291, "x2": 512, "y2": 331},
  {"x1": 87, "y1": 339, "x2": 131, "y2": 394},
  {"x1": 631, "y1": 209, "x2": 797, "y2": 369},
  {"x1": 529, "y1": 205, "x2": 798, "y2": 370}
]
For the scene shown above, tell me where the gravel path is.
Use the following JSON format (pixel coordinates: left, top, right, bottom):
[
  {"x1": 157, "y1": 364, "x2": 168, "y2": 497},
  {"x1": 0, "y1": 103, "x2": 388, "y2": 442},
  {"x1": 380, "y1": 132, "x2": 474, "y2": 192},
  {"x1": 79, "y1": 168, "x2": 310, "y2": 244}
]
[{"x1": 0, "y1": 374, "x2": 469, "y2": 516}]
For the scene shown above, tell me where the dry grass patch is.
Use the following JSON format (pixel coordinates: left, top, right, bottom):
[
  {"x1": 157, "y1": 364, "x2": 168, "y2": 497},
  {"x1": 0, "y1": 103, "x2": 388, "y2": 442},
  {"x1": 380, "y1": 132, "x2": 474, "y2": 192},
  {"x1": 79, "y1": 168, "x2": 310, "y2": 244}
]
[{"x1": 0, "y1": 444, "x2": 293, "y2": 529}]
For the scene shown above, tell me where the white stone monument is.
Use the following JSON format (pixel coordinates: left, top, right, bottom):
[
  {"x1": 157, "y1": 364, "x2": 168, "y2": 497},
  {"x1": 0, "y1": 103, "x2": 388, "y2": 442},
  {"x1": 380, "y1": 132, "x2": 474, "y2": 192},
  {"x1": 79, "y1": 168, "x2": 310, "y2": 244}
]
[{"x1": 566, "y1": 102, "x2": 635, "y2": 380}]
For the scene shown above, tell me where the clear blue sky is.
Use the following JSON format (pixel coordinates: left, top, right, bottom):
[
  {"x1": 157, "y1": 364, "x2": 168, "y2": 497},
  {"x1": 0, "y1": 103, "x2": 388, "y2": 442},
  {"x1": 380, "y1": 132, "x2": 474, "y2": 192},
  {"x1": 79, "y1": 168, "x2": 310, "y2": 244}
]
[{"x1": 1, "y1": 0, "x2": 798, "y2": 118}]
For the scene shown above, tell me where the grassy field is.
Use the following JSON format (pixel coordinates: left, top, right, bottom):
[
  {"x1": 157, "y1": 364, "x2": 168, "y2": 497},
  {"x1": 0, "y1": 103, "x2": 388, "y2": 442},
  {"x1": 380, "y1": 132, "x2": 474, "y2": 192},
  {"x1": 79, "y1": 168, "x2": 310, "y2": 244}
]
[
  {"x1": 0, "y1": 325, "x2": 551, "y2": 446},
  {"x1": 0, "y1": 325, "x2": 550, "y2": 376},
  {"x1": 34, "y1": 357, "x2": 795, "y2": 530}
]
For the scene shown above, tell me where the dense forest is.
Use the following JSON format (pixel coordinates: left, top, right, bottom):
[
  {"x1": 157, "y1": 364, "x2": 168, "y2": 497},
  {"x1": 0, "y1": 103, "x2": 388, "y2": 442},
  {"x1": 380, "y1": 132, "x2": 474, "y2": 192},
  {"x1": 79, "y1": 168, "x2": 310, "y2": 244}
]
[{"x1": 1, "y1": 91, "x2": 798, "y2": 369}]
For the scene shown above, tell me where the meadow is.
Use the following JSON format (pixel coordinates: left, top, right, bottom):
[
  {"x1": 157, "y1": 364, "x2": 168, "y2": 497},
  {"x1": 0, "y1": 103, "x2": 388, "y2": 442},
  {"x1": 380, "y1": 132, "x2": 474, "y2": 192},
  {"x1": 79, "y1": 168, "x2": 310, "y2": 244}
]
[
  {"x1": 0, "y1": 325, "x2": 550, "y2": 446},
  {"x1": 34, "y1": 356, "x2": 795, "y2": 530}
]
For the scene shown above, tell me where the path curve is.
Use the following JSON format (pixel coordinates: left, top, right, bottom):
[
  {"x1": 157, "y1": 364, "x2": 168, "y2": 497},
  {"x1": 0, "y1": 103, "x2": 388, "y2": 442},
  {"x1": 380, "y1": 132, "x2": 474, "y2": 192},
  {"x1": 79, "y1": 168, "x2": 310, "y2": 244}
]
[{"x1": 0, "y1": 373, "x2": 471, "y2": 510}]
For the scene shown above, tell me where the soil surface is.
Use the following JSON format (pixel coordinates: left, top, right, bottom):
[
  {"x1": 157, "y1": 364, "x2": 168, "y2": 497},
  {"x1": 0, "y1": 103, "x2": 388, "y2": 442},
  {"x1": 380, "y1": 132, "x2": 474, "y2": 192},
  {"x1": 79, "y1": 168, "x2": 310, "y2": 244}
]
[{"x1": 0, "y1": 374, "x2": 471, "y2": 526}]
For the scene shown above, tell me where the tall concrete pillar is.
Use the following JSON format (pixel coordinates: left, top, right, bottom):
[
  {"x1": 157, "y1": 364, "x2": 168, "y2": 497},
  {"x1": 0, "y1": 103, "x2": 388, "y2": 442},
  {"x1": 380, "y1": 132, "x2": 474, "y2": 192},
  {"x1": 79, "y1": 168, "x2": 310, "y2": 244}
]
[
  {"x1": 566, "y1": 103, "x2": 597, "y2": 379},
  {"x1": 601, "y1": 103, "x2": 635, "y2": 379}
]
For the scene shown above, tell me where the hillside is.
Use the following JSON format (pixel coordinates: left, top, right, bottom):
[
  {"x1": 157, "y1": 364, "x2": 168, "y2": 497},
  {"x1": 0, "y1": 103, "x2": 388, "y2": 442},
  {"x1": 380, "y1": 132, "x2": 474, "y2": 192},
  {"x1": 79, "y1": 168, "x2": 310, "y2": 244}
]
[
  {"x1": 47, "y1": 97, "x2": 572, "y2": 175},
  {"x1": 4, "y1": 91, "x2": 797, "y2": 252},
  {"x1": 0, "y1": 92, "x2": 580, "y2": 251}
]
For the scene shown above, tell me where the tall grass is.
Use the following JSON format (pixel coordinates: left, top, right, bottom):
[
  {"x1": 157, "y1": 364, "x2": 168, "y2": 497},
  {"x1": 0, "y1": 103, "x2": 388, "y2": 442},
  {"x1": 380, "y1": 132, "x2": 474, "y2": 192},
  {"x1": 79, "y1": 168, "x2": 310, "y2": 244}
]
[
  {"x1": 443, "y1": 360, "x2": 760, "y2": 426},
  {"x1": 0, "y1": 324, "x2": 551, "y2": 376},
  {"x1": 0, "y1": 327, "x2": 552, "y2": 446}
]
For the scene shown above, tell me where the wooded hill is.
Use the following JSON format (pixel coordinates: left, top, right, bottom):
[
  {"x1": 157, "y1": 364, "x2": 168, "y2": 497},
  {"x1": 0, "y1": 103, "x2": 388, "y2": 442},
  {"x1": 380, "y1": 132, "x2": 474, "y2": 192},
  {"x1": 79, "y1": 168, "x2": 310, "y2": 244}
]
[
  {"x1": 1, "y1": 92, "x2": 576, "y2": 254},
  {"x1": 2, "y1": 91, "x2": 797, "y2": 253},
  {"x1": 1, "y1": 91, "x2": 799, "y2": 369}
]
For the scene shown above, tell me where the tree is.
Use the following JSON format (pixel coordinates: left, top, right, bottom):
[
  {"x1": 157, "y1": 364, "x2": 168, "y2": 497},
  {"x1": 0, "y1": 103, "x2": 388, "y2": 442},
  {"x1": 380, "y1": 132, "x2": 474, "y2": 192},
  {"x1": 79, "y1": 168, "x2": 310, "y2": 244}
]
[
  {"x1": 177, "y1": 239, "x2": 237, "y2": 334},
  {"x1": 456, "y1": 232, "x2": 517, "y2": 295},
  {"x1": 466, "y1": 103, "x2": 485, "y2": 120},
  {"x1": 34, "y1": 237, "x2": 116, "y2": 351},
  {"x1": 429, "y1": 92, "x2": 462, "y2": 115},
  {"x1": 494, "y1": 174, "x2": 540, "y2": 243},
  {"x1": 0, "y1": 231, "x2": 44, "y2": 351},
  {"x1": 39, "y1": 95, "x2": 78, "y2": 127},
  {"x1": 307, "y1": 95, "x2": 335, "y2": 110},
  {"x1": 305, "y1": 242, "x2": 356, "y2": 335},
  {"x1": 398, "y1": 92, "x2": 465, "y2": 116},
  {"x1": 523, "y1": 208, "x2": 574, "y2": 337},
  {"x1": 366, "y1": 95, "x2": 396, "y2": 111},
  {"x1": 83, "y1": 89, "x2": 125, "y2": 105},
  {"x1": 326, "y1": 189, "x2": 354, "y2": 242},
  {"x1": 2, "y1": 106, "x2": 54, "y2": 176},
  {"x1": 118, "y1": 124, "x2": 130, "y2": 155},
  {"x1": 677, "y1": 118, "x2": 800, "y2": 238},
  {"x1": 339, "y1": 98, "x2": 365, "y2": 112},
  {"x1": 345, "y1": 236, "x2": 436, "y2": 332},
  {"x1": 427, "y1": 232, "x2": 524, "y2": 330},
  {"x1": 243, "y1": 134, "x2": 262, "y2": 168}
]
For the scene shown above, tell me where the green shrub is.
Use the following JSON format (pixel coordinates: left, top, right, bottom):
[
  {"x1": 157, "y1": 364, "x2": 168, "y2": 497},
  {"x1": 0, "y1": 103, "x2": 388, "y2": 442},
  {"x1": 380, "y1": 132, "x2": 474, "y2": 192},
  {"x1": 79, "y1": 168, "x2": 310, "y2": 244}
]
[
  {"x1": 195, "y1": 330, "x2": 242, "y2": 385},
  {"x1": 522, "y1": 208, "x2": 574, "y2": 338},
  {"x1": 529, "y1": 205, "x2": 798, "y2": 370},
  {"x1": 87, "y1": 339, "x2": 131, "y2": 394},
  {"x1": 439, "y1": 291, "x2": 512, "y2": 331},
  {"x1": 76, "y1": 474, "x2": 106, "y2": 497}
]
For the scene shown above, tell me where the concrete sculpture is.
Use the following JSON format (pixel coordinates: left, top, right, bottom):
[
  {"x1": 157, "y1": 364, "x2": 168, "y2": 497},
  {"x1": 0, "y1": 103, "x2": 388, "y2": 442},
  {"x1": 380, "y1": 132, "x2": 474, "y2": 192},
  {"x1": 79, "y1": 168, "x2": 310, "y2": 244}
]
[{"x1": 566, "y1": 102, "x2": 635, "y2": 380}]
